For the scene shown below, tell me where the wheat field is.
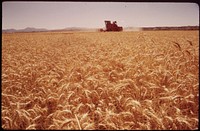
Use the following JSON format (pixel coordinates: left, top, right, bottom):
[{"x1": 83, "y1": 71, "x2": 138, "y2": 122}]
[{"x1": 2, "y1": 30, "x2": 199, "y2": 130}]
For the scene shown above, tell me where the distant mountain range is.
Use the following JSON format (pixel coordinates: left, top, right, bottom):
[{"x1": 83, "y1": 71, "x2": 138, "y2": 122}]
[
  {"x1": 2, "y1": 27, "x2": 49, "y2": 33},
  {"x1": 2, "y1": 26, "x2": 199, "y2": 33},
  {"x1": 142, "y1": 26, "x2": 199, "y2": 31},
  {"x1": 2, "y1": 27, "x2": 98, "y2": 33}
]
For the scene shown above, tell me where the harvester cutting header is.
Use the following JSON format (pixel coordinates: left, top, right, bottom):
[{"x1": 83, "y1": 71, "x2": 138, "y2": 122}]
[{"x1": 100, "y1": 20, "x2": 123, "y2": 32}]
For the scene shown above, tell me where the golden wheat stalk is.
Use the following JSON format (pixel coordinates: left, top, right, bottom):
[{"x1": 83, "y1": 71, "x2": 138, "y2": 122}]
[{"x1": 74, "y1": 114, "x2": 82, "y2": 130}]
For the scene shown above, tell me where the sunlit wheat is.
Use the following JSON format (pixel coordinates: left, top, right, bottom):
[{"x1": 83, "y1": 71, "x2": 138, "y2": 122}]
[{"x1": 2, "y1": 31, "x2": 199, "y2": 130}]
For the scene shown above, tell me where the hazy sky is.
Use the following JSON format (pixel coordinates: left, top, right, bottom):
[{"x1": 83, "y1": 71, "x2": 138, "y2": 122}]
[{"x1": 2, "y1": 2, "x2": 199, "y2": 30}]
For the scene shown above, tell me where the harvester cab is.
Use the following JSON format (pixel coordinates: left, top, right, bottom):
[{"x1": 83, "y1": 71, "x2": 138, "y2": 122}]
[{"x1": 101, "y1": 20, "x2": 123, "y2": 32}]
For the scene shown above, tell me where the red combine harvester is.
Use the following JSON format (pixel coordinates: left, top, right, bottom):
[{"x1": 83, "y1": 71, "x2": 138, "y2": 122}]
[{"x1": 100, "y1": 20, "x2": 123, "y2": 32}]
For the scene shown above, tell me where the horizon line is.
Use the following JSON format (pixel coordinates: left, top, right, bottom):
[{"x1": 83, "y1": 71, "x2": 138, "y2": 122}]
[{"x1": 3, "y1": 25, "x2": 199, "y2": 30}]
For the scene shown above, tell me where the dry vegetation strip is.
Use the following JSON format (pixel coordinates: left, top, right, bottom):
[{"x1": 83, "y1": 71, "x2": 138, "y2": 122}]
[{"x1": 2, "y1": 31, "x2": 199, "y2": 130}]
